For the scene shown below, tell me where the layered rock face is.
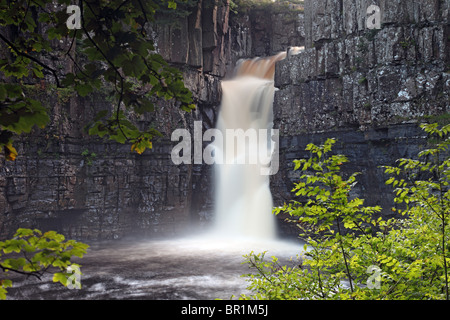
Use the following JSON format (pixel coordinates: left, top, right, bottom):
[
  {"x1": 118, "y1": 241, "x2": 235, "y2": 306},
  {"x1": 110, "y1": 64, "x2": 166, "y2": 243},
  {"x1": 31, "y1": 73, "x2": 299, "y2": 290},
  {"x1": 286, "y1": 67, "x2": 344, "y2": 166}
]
[
  {"x1": 272, "y1": 0, "x2": 449, "y2": 230},
  {"x1": 0, "y1": 1, "x2": 305, "y2": 240},
  {"x1": 276, "y1": 0, "x2": 449, "y2": 134},
  {"x1": 229, "y1": 4, "x2": 305, "y2": 62},
  {"x1": 1, "y1": 0, "x2": 447, "y2": 240}
]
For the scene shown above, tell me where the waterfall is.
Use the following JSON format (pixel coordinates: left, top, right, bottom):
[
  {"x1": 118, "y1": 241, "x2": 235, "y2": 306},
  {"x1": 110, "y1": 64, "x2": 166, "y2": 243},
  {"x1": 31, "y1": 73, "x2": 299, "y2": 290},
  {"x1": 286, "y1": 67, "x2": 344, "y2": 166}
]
[{"x1": 213, "y1": 52, "x2": 287, "y2": 240}]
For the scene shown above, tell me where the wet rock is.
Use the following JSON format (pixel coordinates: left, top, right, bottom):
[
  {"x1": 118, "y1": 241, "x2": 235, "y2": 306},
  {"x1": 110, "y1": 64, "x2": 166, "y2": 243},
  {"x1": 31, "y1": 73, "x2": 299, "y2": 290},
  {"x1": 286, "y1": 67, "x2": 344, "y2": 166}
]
[
  {"x1": 275, "y1": 0, "x2": 448, "y2": 135},
  {"x1": 2, "y1": 0, "x2": 447, "y2": 240},
  {"x1": 271, "y1": 0, "x2": 448, "y2": 229}
]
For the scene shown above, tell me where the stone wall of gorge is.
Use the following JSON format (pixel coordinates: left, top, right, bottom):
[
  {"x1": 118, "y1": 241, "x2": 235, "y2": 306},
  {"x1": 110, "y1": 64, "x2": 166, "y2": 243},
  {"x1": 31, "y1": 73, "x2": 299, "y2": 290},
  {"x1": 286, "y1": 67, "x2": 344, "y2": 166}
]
[
  {"x1": 0, "y1": 1, "x2": 306, "y2": 240},
  {"x1": 271, "y1": 0, "x2": 449, "y2": 235}
]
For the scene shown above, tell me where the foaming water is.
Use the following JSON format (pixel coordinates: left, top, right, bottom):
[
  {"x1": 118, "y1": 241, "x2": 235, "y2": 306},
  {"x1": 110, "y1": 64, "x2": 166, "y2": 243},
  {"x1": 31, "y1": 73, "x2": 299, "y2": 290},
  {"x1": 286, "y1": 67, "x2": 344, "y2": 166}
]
[
  {"x1": 5, "y1": 50, "x2": 308, "y2": 300},
  {"x1": 213, "y1": 53, "x2": 288, "y2": 240},
  {"x1": 5, "y1": 234, "x2": 304, "y2": 300},
  {"x1": 213, "y1": 48, "x2": 304, "y2": 241}
]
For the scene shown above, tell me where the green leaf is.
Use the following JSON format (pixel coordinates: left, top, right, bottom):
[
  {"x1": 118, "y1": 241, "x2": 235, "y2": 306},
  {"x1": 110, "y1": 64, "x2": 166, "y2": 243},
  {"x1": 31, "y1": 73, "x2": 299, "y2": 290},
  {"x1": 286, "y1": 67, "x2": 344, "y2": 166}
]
[
  {"x1": 2, "y1": 257, "x2": 27, "y2": 269},
  {"x1": 131, "y1": 138, "x2": 152, "y2": 154},
  {"x1": 3, "y1": 84, "x2": 22, "y2": 98},
  {"x1": 14, "y1": 228, "x2": 36, "y2": 238},
  {"x1": 135, "y1": 99, "x2": 154, "y2": 114},
  {"x1": 168, "y1": 1, "x2": 177, "y2": 9},
  {"x1": 0, "y1": 280, "x2": 12, "y2": 300},
  {"x1": 131, "y1": 55, "x2": 145, "y2": 77},
  {"x1": 61, "y1": 73, "x2": 76, "y2": 87},
  {"x1": 4, "y1": 142, "x2": 18, "y2": 161},
  {"x1": 94, "y1": 110, "x2": 108, "y2": 121},
  {"x1": 1, "y1": 280, "x2": 12, "y2": 288},
  {"x1": 2, "y1": 239, "x2": 24, "y2": 253},
  {"x1": 386, "y1": 177, "x2": 395, "y2": 185},
  {"x1": 32, "y1": 66, "x2": 44, "y2": 78},
  {"x1": 52, "y1": 272, "x2": 68, "y2": 286},
  {"x1": 75, "y1": 83, "x2": 93, "y2": 97},
  {"x1": 43, "y1": 231, "x2": 65, "y2": 242}
]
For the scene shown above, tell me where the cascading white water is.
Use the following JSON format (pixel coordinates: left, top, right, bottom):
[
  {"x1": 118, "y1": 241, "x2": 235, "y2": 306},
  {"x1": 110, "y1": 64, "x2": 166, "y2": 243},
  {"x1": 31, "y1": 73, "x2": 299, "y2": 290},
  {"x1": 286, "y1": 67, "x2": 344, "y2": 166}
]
[
  {"x1": 213, "y1": 52, "x2": 287, "y2": 240},
  {"x1": 5, "y1": 49, "x2": 307, "y2": 301}
]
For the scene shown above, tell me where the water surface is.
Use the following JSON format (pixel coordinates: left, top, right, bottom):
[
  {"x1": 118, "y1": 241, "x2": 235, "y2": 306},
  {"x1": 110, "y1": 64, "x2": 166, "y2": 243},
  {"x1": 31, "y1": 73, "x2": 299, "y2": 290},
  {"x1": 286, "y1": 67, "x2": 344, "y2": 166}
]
[{"x1": 5, "y1": 233, "x2": 303, "y2": 300}]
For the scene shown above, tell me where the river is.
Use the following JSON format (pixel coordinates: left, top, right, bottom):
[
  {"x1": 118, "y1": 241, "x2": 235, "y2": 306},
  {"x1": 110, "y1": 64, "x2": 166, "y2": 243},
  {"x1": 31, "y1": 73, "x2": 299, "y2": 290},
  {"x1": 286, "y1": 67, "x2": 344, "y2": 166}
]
[{"x1": 5, "y1": 233, "x2": 303, "y2": 300}]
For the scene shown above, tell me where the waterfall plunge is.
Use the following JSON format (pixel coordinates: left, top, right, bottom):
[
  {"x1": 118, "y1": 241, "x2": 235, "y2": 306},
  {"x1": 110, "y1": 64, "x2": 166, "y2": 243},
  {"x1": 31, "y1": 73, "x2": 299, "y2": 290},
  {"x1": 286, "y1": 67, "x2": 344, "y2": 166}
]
[{"x1": 213, "y1": 52, "x2": 287, "y2": 240}]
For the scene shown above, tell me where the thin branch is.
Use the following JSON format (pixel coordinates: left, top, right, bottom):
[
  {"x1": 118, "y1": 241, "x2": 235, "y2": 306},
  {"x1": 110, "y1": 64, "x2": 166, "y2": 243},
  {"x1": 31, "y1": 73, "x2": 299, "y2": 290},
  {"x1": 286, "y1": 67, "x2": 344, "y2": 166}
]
[
  {"x1": 143, "y1": 58, "x2": 171, "y2": 95},
  {"x1": 65, "y1": 53, "x2": 90, "y2": 80},
  {"x1": 17, "y1": 0, "x2": 32, "y2": 34},
  {"x1": 78, "y1": 0, "x2": 129, "y2": 141},
  {"x1": 0, "y1": 33, "x2": 61, "y2": 87},
  {"x1": 65, "y1": 29, "x2": 77, "y2": 56},
  {"x1": 114, "y1": 0, "x2": 131, "y2": 13},
  {"x1": 316, "y1": 268, "x2": 326, "y2": 299},
  {"x1": 64, "y1": 30, "x2": 92, "y2": 80},
  {"x1": 137, "y1": 0, "x2": 149, "y2": 36},
  {"x1": 79, "y1": 1, "x2": 123, "y2": 81},
  {"x1": 82, "y1": 0, "x2": 111, "y2": 41},
  {"x1": 248, "y1": 256, "x2": 273, "y2": 285},
  {"x1": 30, "y1": 0, "x2": 52, "y2": 14},
  {"x1": 380, "y1": 263, "x2": 414, "y2": 300},
  {"x1": 336, "y1": 217, "x2": 354, "y2": 296},
  {"x1": 0, "y1": 264, "x2": 43, "y2": 280}
]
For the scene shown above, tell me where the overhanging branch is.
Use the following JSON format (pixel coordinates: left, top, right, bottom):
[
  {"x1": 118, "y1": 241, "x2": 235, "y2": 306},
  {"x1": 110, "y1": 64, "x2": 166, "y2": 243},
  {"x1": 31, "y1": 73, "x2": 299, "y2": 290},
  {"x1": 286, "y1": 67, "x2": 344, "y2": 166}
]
[{"x1": 0, "y1": 33, "x2": 61, "y2": 87}]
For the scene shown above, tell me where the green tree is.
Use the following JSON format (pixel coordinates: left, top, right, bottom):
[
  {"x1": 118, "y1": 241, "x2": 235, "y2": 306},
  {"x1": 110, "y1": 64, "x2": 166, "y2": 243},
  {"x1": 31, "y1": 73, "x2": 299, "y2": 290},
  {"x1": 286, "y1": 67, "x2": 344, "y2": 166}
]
[
  {"x1": 238, "y1": 123, "x2": 449, "y2": 300},
  {"x1": 383, "y1": 123, "x2": 450, "y2": 299},
  {"x1": 0, "y1": 228, "x2": 89, "y2": 299},
  {"x1": 0, "y1": 0, "x2": 195, "y2": 160}
]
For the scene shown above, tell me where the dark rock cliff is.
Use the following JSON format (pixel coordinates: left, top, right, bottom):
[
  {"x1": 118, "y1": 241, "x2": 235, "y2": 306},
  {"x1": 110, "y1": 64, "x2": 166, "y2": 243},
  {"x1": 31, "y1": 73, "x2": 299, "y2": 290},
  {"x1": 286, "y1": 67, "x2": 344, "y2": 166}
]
[
  {"x1": 0, "y1": 1, "x2": 305, "y2": 240},
  {"x1": 272, "y1": 0, "x2": 449, "y2": 235},
  {"x1": 0, "y1": 0, "x2": 448, "y2": 240}
]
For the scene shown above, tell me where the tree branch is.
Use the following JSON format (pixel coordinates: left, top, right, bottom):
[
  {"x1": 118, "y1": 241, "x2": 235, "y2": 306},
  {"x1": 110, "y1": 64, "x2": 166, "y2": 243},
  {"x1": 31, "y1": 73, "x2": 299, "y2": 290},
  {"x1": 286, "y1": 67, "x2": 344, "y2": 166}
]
[
  {"x1": 336, "y1": 217, "x2": 354, "y2": 296},
  {"x1": 137, "y1": 0, "x2": 149, "y2": 36},
  {"x1": 0, "y1": 264, "x2": 43, "y2": 281},
  {"x1": 0, "y1": 33, "x2": 61, "y2": 87},
  {"x1": 114, "y1": 0, "x2": 131, "y2": 14},
  {"x1": 79, "y1": 0, "x2": 129, "y2": 141},
  {"x1": 64, "y1": 29, "x2": 92, "y2": 80}
]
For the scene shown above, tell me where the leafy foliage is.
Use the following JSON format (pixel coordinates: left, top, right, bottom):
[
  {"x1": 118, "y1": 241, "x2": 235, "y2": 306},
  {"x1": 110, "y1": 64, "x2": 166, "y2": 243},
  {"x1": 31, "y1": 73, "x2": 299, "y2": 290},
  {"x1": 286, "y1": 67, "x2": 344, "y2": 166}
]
[
  {"x1": 238, "y1": 123, "x2": 450, "y2": 300},
  {"x1": 0, "y1": 0, "x2": 195, "y2": 160},
  {"x1": 0, "y1": 228, "x2": 89, "y2": 299},
  {"x1": 382, "y1": 123, "x2": 450, "y2": 299}
]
